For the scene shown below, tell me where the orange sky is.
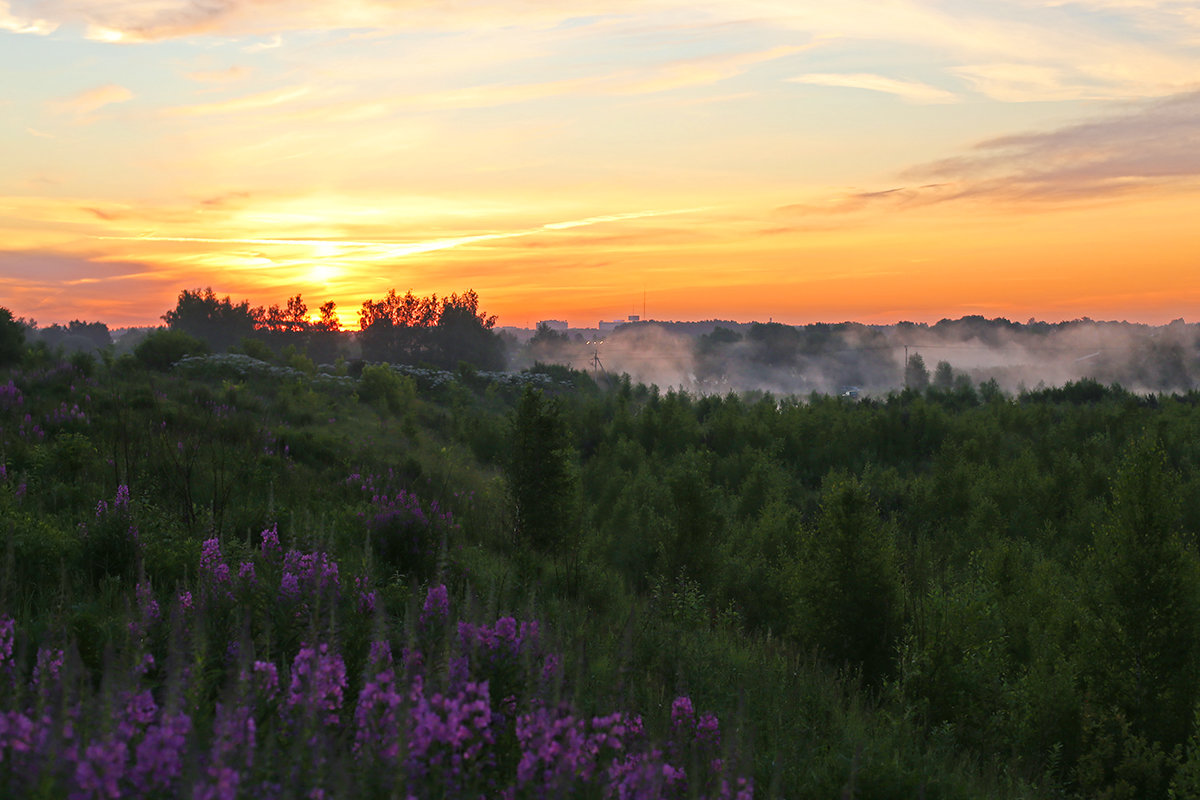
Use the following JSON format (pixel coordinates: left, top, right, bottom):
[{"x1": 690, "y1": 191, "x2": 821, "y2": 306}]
[{"x1": 2, "y1": 1, "x2": 1199, "y2": 329}]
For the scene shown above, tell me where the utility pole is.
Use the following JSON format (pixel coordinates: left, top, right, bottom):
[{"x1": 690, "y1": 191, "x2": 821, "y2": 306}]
[{"x1": 591, "y1": 350, "x2": 605, "y2": 374}]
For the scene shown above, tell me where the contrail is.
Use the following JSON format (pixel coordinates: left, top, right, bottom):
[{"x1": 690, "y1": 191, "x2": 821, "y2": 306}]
[{"x1": 97, "y1": 207, "x2": 707, "y2": 257}]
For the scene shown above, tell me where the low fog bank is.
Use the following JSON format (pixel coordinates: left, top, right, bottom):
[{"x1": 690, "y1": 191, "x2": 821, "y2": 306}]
[{"x1": 509, "y1": 316, "x2": 1200, "y2": 397}]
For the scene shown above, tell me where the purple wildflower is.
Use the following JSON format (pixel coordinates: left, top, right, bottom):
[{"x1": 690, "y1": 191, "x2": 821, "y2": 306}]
[
  {"x1": 32, "y1": 646, "x2": 65, "y2": 687},
  {"x1": 73, "y1": 736, "x2": 129, "y2": 799},
  {"x1": 0, "y1": 615, "x2": 14, "y2": 669},
  {"x1": 420, "y1": 584, "x2": 449, "y2": 628},
  {"x1": 260, "y1": 524, "x2": 281, "y2": 559},
  {"x1": 200, "y1": 538, "x2": 231, "y2": 586},
  {"x1": 287, "y1": 643, "x2": 347, "y2": 727},
  {"x1": 132, "y1": 712, "x2": 192, "y2": 793}
]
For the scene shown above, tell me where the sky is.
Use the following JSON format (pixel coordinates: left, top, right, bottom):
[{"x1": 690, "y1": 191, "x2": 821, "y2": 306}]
[{"x1": 1, "y1": 0, "x2": 1199, "y2": 329}]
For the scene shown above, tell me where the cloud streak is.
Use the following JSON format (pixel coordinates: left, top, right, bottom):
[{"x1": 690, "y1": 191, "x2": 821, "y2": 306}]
[
  {"x1": 909, "y1": 89, "x2": 1200, "y2": 201},
  {"x1": 50, "y1": 84, "x2": 133, "y2": 116},
  {"x1": 788, "y1": 73, "x2": 958, "y2": 103},
  {"x1": 96, "y1": 207, "x2": 708, "y2": 260},
  {"x1": 793, "y1": 88, "x2": 1200, "y2": 216}
]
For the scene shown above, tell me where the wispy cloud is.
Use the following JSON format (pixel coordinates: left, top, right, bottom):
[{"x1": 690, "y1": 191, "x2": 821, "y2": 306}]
[
  {"x1": 908, "y1": 89, "x2": 1200, "y2": 201},
  {"x1": 164, "y1": 86, "x2": 310, "y2": 117},
  {"x1": 97, "y1": 207, "x2": 706, "y2": 260},
  {"x1": 952, "y1": 63, "x2": 1106, "y2": 103},
  {"x1": 243, "y1": 34, "x2": 282, "y2": 53},
  {"x1": 0, "y1": 0, "x2": 56, "y2": 34},
  {"x1": 49, "y1": 84, "x2": 133, "y2": 117},
  {"x1": 185, "y1": 65, "x2": 252, "y2": 83},
  {"x1": 385, "y1": 45, "x2": 805, "y2": 111},
  {"x1": 794, "y1": 88, "x2": 1200, "y2": 215},
  {"x1": 788, "y1": 73, "x2": 958, "y2": 103}
]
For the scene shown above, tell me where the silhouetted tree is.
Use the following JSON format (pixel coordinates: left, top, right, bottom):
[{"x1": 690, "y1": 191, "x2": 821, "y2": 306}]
[
  {"x1": 358, "y1": 288, "x2": 503, "y2": 369},
  {"x1": 0, "y1": 307, "x2": 25, "y2": 366},
  {"x1": 358, "y1": 289, "x2": 439, "y2": 363},
  {"x1": 428, "y1": 291, "x2": 503, "y2": 370},
  {"x1": 933, "y1": 360, "x2": 954, "y2": 390},
  {"x1": 906, "y1": 352, "x2": 930, "y2": 390},
  {"x1": 163, "y1": 288, "x2": 259, "y2": 353}
]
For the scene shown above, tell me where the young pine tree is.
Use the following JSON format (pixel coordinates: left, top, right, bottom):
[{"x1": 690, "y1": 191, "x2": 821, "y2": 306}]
[
  {"x1": 507, "y1": 386, "x2": 580, "y2": 562},
  {"x1": 792, "y1": 472, "x2": 902, "y2": 685}
]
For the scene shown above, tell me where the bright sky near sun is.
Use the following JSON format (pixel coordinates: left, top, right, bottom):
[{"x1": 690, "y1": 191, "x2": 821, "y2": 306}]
[{"x1": 2, "y1": 0, "x2": 1199, "y2": 328}]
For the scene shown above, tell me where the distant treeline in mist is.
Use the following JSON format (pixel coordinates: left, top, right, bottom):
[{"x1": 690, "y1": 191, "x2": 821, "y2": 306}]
[
  {"x1": 522, "y1": 315, "x2": 1200, "y2": 396},
  {"x1": 12, "y1": 291, "x2": 1200, "y2": 395}
]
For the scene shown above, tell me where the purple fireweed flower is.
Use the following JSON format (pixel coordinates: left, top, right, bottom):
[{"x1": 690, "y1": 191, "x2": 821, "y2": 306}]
[
  {"x1": 194, "y1": 764, "x2": 241, "y2": 800},
  {"x1": 0, "y1": 615, "x2": 14, "y2": 669},
  {"x1": 114, "y1": 484, "x2": 130, "y2": 508},
  {"x1": 281, "y1": 549, "x2": 341, "y2": 598},
  {"x1": 405, "y1": 677, "x2": 494, "y2": 793},
  {"x1": 32, "y1": 646, "x2": 65, "y2": 688},
  {"x1": 178, "y1": 591, "x2": 193, "y2": 612},
  {"x1": 606, "y1": 749, "x2": 669, "y2": 800},
  {"x1": 357, "y1": 588, "x2": 377, "y2": 616},
  {"x1": 132, "y1": 711, "x2": 191, "y2": 793},
  {"x1": 697, "y1": 712, "x2": 720, "y2": 748},
  {"x1": 250, "y1": 661, "x2": 280, "y2": 701},
  {"x1": 420, "y1": 584, "x2": 449, "y2": 629},
  {"x1": 353, "y1": 643, "x2": 402, "y2": 763},
  {"x1": 287, "y1": 644, "x2": 346, "y2": 727},
  {"x1": 279, "y1": 573, "x2": 300, "y2": 600},
  {"x1": 670, "y1": 696, "x2": 695, "y2": 733},
  {"x1": 200, "y1": 538, "x2": 231, "y2": 586},
  {"x1": 514, "y1": 705, "x2": 595, "y2": 787},
  {"x1": 136, "y1": 581, "x2": 160, "y2": 623},
  {"x1": 73, "y1": 736, "x2": 129, "y2": 800},
  {"x1": 260, "y1": 524, "x2": 281, "y2": 559},
  {"x1": 238, "y1": 561, "x2": 257, "y2": 586}
]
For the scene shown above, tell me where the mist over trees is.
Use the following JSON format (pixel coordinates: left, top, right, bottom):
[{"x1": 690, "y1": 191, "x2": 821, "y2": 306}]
[{"x1": 517, "y1": 314, "x2": 1200, "y2": 396}]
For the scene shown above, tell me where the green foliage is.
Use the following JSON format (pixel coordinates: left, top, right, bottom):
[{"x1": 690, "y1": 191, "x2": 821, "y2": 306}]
[
  {"x1": 358, "y1": 364, "x2": 415, "y2": 416},
  {"x1": 134, "y1": 327, "x2": 209, "y2": 370},
  {"x1": 508, "y1": 386, "x2": 579, "y2": 559},
  {"x1": 235, "y1": 335, "x2": 275, "y2": 361},
  {"x1": 1084, "y1": 435, "x2": 1200, "y2": 753},
  {"x1": 792, "y1": 472, "x2": 902, "y2": 684}
]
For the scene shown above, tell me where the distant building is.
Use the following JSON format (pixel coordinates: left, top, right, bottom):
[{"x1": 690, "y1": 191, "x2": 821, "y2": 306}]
[
  {"x1": 598, "y1": 320, "x2": 624, "y2": 333},
  {"x1": 538, "y1": 319, "x2": 568, "y2": 332},
  {"x1": 627, "y1": 315, "x2": 640, "y2": 322}
]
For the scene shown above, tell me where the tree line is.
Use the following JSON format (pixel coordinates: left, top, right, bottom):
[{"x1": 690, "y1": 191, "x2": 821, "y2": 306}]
[{"x1": 145, "y1": 287, "x2": 504, "y2": 371}]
